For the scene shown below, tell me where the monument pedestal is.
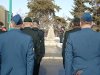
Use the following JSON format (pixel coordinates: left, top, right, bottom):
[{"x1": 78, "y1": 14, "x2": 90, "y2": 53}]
[{"x1": 45, "y1": 38, "x2": 57, "y2": 46}]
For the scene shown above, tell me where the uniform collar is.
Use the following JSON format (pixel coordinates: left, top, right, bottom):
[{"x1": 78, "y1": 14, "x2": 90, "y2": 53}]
[{"x1": 81, "y1": 28, "x2": 92, "y2": 31}]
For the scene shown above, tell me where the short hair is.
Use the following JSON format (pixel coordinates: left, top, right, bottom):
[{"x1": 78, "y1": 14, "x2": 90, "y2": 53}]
[
  {"x1": 0, "y1": 21, "x2": 4, "y2": 26},
  {"x1": 72, "y1": 17, "x2": 80, "y2": 26}
]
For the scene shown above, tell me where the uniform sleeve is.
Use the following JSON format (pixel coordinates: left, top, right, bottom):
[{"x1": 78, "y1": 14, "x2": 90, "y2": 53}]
[
  {"x1": 27, "y1": 39, "x2": 34, "y2": 75},
  {"x1": 65, "y1": 35, "x2": 73, "y2": 75},
  {"x1": 62, "y1": 31, "x2": 69, "y2": 68},
  {"x1": 62, "y1": 31, "x2": 69, "y2": 56},
  {"x1": 0, "y1": 42, "x2": 1, "y2": 71},
  {"x1": 39, "y1": 30, "x2": 45, "y2": 57},
  {"x1": 62, "y1": 32, "x2": 66, "y2": 56},
  {"x1": 0, "y1": 38, "x2": 2, "y2": 71}
]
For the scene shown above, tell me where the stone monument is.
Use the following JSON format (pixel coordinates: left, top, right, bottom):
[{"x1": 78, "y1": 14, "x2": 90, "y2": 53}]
[
  {"x1": 45, "y1": 25, "x2": 57, "y2": 46},
  {"x1": 46, "y1": 25, "x2": 55, "y2": 40}
]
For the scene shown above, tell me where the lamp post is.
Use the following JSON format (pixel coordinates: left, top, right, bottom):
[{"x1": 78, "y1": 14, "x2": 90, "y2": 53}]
[{"x1": 8, "y1": 0, "x2": 12, "y2": 29}]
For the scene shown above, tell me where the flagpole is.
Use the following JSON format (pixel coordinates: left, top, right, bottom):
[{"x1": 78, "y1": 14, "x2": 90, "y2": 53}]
[{"x1": 8, "y1": 0, "x2": 12, "y2": 29}]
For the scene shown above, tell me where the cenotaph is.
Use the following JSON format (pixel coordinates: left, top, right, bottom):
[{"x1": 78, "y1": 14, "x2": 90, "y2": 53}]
[{"x1": 45, "y1": 25, "x2": 57, "y2": 46}]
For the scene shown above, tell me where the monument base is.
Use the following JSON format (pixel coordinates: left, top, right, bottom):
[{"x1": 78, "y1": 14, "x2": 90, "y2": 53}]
[
  {"x1": 45, "y1": 37, "x2": 57, "y2": 46},
  {"x1": 45, "y1": 41, "x2": 57, "y2": 46}
]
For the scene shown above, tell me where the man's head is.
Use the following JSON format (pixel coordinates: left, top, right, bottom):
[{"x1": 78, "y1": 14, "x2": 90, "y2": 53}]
[
  {"x1": 0, "y1": 21, "x2": 4, "y2": 28},
  {"x1": 11, "y1": 14, "x2": 23, "y2": 29},
  {"x1": 72, "y1": 17, "x2": 80, "y2": 28},
  {"x1": 80, "y1": 12, "x2": 93, "y2": 28},
  {"x1": 32, "y1": 18, "x2": 39, "y2": 28},
  {"x1": 23, "y1": 17, "x2": 32, "y2": 28}
]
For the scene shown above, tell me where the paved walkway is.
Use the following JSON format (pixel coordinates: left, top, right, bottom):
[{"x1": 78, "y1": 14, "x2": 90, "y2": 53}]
[{"x1": 39, "y1": 46, "x2": 65, "y2": 75}]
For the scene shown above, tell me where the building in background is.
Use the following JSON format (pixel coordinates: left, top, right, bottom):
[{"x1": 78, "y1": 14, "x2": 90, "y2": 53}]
[{"x1": 0, "y1": 5, "x2": 9, "y2": 29}]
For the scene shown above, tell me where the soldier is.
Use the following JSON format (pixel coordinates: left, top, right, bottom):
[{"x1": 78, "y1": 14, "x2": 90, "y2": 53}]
[{"x1": 0, "y1": 14, "x2": 34, "y2": 75}]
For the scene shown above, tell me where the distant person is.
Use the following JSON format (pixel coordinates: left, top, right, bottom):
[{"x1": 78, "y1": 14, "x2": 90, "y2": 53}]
[
  {"x1": 62, "y1": 17, "x2": 81, "y2": 69},
  {"x1": 0, "y1": 14, "x2": 34, "y2": 75},
  {"x1": 0, "y1": 21, "x2": 6, "y2": 34},
  {"x1": 21, "y1": 17, "x2": 36, "y2": 75},
  {"x1": 32, "y1": 18, "x2": 45, "y2": 75},
  {"x1": 65, "y1": 12, "x2": 100, "y2": 75},
  {"x1": 59, "y1": 26, "x2": 65, "y2": 43}
]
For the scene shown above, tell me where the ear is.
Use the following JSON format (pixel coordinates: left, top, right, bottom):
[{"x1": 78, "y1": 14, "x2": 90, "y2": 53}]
[
  {"x1": 21, "y1": 24, "x2": 24, "y2": 28},
  {"x1": 10, "y1": 21, "x2": 16, "y2": 28},
  {"x1": 31, "y1": 22, "x2": 33, "y2": 25},
  {"x1": 80, "y1": 22, "x2": 82, "y2": 26},
  {"x1": 10, "y1": 22, "x2": 14, "y2": 28}
]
